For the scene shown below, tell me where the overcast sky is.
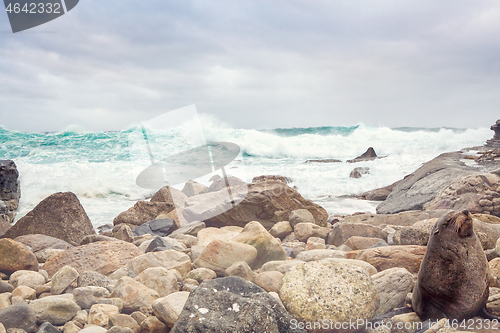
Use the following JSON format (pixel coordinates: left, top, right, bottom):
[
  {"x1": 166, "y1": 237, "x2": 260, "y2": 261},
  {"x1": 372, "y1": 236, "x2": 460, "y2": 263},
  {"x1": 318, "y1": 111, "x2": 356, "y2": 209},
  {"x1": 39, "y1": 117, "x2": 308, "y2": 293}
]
[{"x1": 1, "y1": 0, "x2": 499, "y2": 132}]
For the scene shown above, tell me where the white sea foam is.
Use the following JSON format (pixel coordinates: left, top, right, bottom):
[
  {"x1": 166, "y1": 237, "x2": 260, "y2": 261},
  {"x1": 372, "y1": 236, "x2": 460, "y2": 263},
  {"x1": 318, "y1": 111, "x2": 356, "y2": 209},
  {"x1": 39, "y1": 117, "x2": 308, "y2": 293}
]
[{"x1": 1, "y1": 124, "x2": 492, "y2": 227}]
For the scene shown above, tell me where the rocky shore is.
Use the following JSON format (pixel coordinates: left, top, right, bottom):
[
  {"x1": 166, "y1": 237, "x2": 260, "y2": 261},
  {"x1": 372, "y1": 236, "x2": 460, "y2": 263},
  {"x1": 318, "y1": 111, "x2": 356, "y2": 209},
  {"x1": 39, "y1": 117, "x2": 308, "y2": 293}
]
[{"x1": 2, "y1": 124, "x2": 500, "y2": 333}]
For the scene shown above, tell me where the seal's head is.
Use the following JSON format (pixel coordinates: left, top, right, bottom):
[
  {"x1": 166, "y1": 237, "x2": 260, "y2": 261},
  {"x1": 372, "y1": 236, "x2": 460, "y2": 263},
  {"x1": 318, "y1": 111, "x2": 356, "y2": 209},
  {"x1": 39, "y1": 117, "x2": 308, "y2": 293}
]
[{"x1": 435, "y1": 210, "x2": 473, "y2": 238}]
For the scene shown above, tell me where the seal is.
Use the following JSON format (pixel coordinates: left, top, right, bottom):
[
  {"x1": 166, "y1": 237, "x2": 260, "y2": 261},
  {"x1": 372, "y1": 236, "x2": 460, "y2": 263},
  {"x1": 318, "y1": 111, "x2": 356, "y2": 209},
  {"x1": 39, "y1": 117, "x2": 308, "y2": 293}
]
[{"x1": 412, "y1": 210, "x2": 492, "y2": 321}]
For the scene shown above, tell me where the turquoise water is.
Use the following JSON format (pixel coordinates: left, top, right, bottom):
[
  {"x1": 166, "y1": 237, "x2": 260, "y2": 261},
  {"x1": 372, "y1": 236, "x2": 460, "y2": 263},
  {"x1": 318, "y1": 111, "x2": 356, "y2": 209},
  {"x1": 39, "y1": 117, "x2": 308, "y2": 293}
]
[{"x1": 0, "y1": 124, "x2": 492, "y2": 228}]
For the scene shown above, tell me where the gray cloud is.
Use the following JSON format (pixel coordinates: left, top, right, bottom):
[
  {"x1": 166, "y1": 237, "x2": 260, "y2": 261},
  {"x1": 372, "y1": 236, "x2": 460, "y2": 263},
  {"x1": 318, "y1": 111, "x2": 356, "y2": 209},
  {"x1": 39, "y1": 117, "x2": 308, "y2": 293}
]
[{"x1": 1, "y1": 0, "x2": 499, "y2": 132}]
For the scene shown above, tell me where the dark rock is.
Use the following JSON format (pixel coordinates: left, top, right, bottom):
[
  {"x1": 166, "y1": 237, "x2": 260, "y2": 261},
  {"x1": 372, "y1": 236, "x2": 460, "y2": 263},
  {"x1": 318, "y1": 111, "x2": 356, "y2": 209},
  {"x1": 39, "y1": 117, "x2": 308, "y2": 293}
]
[
  {"x1": 131, "y1": 218, "x2": 177, "y2": 237},
  {"x1": 170, "y1": 276, "x2": 306, "y2": 333},
  {"x1": 304, "y1": 159, "x2": 342, "y2": 163},
  {"x1": 145, "y1": 236, "x2": 173, "y2": 253},
  {"x1": 252, "y1": 175, "x2": 292, "y2": 184},
  {"x1": 0, "y1": 302, "x2": 37, "y2": 333},
  {"x1": 37, "y1": 322, "x2": 59, "y2": 333},
  {"x1": 0, "y1": 280, "x2": 14, "y2": 293},
  {"x1": 184, "y1": 180, "x2": 328, "y2": 230},
  {"x1": 0, "y1": 160, "x2": 20, "y2": 224},
  {"x1": 168, "y1": 221, "x2": 206, "y2": 238},
  {"x1": 349, "y1": 167, "x2": 370, "y2": 179},
  {"x1": 347, "y1": 147, "x2": 378, "y2": 163},
  {"x1": 77, "y1": 271, "x2": 115, "y2": 292},
  {"x1": 1, "y1": 192, "x2": 95, "y2": 245}
]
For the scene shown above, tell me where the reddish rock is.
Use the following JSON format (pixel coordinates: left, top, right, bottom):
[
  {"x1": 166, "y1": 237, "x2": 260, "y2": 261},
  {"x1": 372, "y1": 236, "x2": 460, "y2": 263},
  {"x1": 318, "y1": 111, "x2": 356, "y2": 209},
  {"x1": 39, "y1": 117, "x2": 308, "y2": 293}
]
[
  {"x1": 1, "y1": 192, "x2": 95, "y2": 245},
  {"x1": 185, "y1": 180, "x2": 328, "y2": 229},
  {"x1": 356, "y1": 245, "x2": 427, "y2": 274},
  {"x1": 0, "y1": 238, "x2": 38, "y2": 274},
  {"x1": 113, "y1": 186, "x2": 187, "y2": 226},
  {"x1": 42, "y1": 241, "x2": 143, "y2": 278}
]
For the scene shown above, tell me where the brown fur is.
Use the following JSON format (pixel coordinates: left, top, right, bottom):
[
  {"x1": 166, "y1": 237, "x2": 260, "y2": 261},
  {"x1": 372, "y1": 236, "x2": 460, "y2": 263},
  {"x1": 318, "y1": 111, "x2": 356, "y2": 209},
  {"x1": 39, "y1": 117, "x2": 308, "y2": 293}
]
[{"x1": 412, "y1": 210, "x2": 491, "y2": 321}]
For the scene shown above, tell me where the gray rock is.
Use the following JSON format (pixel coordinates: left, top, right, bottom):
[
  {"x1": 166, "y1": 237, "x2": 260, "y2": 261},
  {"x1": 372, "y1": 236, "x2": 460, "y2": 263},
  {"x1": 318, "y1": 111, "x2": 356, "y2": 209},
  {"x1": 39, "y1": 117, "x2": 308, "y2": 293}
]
[
  {"x1": 170, "y1": 276, "x2": 306, "y2": 333},
  {"x1": 37, "y1": 322, "x2": 59, "y2": 333},
  {"x1": 29, "y1": 296, "x2": 81, "y2": 325},
  {"x1": 14, "y1": 234, "x2": 73, "y2": 253},
  {"x1": 372, "y1": 267, "x2": 414, "y2": 316},
  {"x1": 131, "y1": 218, "x2": 177, "y2": 237},
  {"x1": 0, "y1": 281, "x2": 14, "y2": 293},
  {"x1": 376, "y1": 152, "x2": 478, "y2": 214},
  {"x1": 0, "y1": 160, "x2": 20, "y2": 224},
  {"x1": 169, "y1": 221, "x2": 205, "y2": 238},
  {"x1": 347, "y1": 147, "x2": 379, "y2": 163},
  {"x1": 77, "y1": 271, "x2": 115, "y2": 293},
  {"x1": 350, "y1": 167, "x2": 370, "y2": 179},
  {"x1": 145, "y1": 236, "x2": 174, "y2": 253},
  {"x1": 181, "y1": 180, "x2": 208, "y2": 197},
  {"x1": 279, "y1": 260, "x2": 379, "y2": 329},
  {"x1": 73, "y1": 286, "x2": 110, "y2": 309},
  {"x1": 289, "y1": 209, "x2": 315, "y2": 228},
  {"x1": 0, "y1": 302, "x2": 37, "y2": 333},
  {"x1": 327, "y1": 222, "x2": 388, "y2": 246}
]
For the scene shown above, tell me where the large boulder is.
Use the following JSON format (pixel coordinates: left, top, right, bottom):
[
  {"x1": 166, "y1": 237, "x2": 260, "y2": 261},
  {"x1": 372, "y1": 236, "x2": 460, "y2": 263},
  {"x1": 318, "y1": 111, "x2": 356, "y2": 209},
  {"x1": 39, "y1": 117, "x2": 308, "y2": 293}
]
[
  {"x1": 184, "y1": 180, "x2": 328, "y2": 229},
  {"x1": 113, "y1": 186, "x2": 187, "y2": 226},
  {"x1": 170, "y1": 276, "x2": 306, "y2": 333},
  {"x1": 0, "y1": 160, "x2": 21, "y2": 225},
  {"x1": 0, "y1": 238, "x2": 38, "y2": 274},
  {"x1": 1, "y1": 192, "x2": 95, "y2": 245},
  {"x1": 376, "y1": 152, "x2": 486, "y2": 214},
  {"x1": 42, "y1": 241, "x2": 143, "y2": 278},
  {"x1": 279, "y1": 260, "x2": 379, "y2": 332}
]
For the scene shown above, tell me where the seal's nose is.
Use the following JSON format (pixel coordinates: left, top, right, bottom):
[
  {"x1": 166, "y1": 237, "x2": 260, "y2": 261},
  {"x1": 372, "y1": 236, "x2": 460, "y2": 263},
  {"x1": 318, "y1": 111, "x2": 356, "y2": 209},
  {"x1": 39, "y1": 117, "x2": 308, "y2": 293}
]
[{"x1": 462, "y1": 210, "x2": 469, "y2": 216}]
